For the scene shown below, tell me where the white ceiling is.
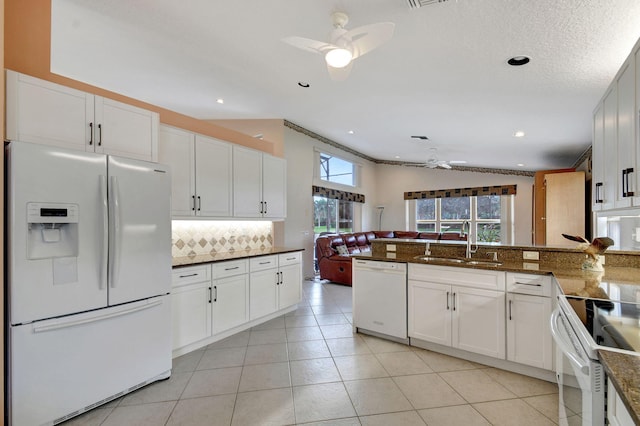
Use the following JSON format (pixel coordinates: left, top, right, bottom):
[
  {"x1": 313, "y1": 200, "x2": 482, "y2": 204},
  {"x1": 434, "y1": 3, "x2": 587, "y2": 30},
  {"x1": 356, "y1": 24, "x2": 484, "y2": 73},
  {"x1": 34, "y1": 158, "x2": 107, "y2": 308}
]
[{"x1": 50, "y1": 0, "x2": 640, "y2": 171}]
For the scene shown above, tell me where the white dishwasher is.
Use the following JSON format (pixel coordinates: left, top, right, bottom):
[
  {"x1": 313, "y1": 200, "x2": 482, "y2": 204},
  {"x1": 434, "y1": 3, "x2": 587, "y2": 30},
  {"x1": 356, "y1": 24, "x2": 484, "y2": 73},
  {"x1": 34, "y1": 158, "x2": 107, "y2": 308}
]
[{"x1": 352, "y1": 259, "x2": 407, "y2": 341}]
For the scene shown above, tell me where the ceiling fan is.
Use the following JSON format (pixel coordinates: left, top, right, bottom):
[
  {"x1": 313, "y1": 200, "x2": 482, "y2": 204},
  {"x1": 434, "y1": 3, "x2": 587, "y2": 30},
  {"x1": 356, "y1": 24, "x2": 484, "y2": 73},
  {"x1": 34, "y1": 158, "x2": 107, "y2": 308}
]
[
  {"x1": 282, "y1": 12, "x2": 394, "y2": 81},
  {"x1": 425, "y1": 147, "x2": 452, "y2": 169}
]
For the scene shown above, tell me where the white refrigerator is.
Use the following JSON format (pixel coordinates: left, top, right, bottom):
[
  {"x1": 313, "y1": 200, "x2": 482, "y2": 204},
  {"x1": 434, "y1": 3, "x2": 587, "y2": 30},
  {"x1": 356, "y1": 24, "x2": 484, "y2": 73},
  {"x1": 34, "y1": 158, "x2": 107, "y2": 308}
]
[{"x1": 6, "y1": 141, "x2": 172, "y2": 426}]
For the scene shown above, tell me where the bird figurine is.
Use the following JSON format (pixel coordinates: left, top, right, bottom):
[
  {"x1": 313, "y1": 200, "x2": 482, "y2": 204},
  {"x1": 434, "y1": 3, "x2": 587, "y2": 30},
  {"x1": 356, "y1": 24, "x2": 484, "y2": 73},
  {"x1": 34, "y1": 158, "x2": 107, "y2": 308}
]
[{"x1": 562, "y1": 234, "x2": 614, "y2": 271}]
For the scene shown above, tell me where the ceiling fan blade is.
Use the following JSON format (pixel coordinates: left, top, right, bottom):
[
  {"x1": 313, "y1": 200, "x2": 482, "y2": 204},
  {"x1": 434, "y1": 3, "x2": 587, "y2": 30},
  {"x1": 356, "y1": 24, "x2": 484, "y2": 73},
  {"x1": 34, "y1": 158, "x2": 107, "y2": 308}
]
[
  {"x1": 281, "y1": 36, "x2": 337, "y2": 55},
  {"x1": 345, "y1": 22, "x2": 395, "y2": 58},
  {"x1": 327, "y1": 61, "x2": 353, "y2": 81}
]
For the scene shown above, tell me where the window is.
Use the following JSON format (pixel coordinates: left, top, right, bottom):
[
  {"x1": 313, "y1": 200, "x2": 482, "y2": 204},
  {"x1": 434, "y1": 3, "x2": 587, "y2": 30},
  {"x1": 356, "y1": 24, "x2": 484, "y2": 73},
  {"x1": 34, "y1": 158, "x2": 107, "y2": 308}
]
[
  {"x1": 416, "y1": 195, "x2": 507, "y2": 243},
  {"x1": 319, "y1": 153, "x2": 355, "y2": 186},
  {"x1": 313, "y1": 196, "x2": 354, "y2": 235}
]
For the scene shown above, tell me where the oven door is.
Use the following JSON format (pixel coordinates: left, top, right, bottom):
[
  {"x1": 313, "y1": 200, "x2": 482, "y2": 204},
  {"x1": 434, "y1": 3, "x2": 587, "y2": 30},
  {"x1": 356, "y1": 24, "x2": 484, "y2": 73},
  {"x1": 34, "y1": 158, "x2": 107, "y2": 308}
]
[{"x1": 550, "y1": 308, "x2": 605, "y2": 426}]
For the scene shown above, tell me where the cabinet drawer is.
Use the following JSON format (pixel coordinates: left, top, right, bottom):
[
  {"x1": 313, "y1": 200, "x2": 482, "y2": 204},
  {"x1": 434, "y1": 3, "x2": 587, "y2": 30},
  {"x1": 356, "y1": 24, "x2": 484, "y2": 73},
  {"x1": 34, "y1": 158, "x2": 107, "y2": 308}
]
[
  {"x1": 506, "y1": 273, "x2": 552, "y2": 297},
  {"x1": 408, "y1": 264, "x2": 505, "y2": 291},
  {"x1": 250, "y1": 255, "x2": 278, "y2": 271},
  {"x1": 172, "y1": 265, "x2": 211, "y2": 288},
  {"x1": 212, "y1": 259, "x2": 248, "y2": 279},
  {"x1": 278, "y1": 252, "x2": 301, "y2": 266}
]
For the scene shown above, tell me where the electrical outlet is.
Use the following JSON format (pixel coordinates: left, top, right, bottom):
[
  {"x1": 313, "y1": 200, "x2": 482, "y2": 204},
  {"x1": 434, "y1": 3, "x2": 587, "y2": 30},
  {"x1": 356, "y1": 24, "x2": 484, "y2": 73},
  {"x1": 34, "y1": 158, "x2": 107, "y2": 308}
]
[
  {"x1": 386, "y1": 244, "x2": 396, "y2": 252},
  {"x1": 523, "y1": 262, "x2": 539, "y2": 270},
  {"x1": 386, "y1": 252, "x2": 396, "y2": 259},
  {"x1": 523, "y1": 251, "x2": 539, "y2": 260}
]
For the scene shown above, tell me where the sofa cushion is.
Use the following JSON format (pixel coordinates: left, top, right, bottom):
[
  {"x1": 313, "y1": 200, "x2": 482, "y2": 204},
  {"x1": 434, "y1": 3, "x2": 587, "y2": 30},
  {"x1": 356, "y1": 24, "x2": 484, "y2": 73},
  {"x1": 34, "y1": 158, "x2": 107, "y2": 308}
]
[
  {"x1": 374, "y1": 231, "x2": 394, "y2": 238},
  {"x1": 394, "y1": 231, "x2": 420, "y2": 239},
  {"x1": 419, "y1": 232, "x2": 440, "y2": 240}
]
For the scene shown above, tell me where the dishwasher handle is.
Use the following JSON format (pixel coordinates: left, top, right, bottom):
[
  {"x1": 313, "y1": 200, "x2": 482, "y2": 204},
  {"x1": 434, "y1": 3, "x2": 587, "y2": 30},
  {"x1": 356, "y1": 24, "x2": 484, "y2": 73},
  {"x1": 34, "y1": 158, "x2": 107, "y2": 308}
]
[{"x1": 550, "y1": 309, "x2": 590, "y2": 375}]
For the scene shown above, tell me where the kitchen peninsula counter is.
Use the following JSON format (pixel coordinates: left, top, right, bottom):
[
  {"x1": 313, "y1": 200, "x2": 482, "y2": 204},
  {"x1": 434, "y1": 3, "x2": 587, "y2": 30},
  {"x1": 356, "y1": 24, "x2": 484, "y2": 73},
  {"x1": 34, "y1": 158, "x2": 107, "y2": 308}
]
[
  {"x1": 172, "y1": 246, "x2": 304, "y2": 268},
  {"x1": 353, "y1": 247, "x2": 640, "y2": 419}
]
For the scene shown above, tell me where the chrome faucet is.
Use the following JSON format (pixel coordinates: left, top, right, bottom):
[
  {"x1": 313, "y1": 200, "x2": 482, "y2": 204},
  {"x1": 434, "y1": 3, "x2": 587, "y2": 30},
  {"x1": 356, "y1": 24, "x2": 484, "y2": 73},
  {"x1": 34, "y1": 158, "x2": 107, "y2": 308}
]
[{"x1": 462, "y1": 221, "x2": 478, "y2": 258}]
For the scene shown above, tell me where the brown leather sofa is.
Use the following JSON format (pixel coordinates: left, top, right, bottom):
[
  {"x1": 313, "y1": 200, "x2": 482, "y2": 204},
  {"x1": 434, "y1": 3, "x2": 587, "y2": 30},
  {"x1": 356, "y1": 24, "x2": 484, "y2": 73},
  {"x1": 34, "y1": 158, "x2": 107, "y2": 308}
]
[{"x1": 315, "y1": 230, "x2": 465, "y2": 286}]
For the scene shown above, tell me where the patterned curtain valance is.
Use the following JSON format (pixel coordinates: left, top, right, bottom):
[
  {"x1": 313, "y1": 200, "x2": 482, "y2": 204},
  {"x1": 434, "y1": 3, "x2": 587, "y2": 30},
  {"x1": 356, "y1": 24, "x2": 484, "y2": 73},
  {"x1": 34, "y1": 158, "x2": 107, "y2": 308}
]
[
  {"x1": 404, "y1": 184, "x2": 517, "y2": 200},
  {"x1": 313, "y1": 185, "x2": 365, "y2": 203}
]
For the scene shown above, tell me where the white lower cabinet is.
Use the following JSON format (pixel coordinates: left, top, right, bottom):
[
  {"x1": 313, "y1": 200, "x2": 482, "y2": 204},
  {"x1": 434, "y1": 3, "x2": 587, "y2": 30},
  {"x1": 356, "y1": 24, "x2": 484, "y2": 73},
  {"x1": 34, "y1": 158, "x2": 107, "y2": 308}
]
[
  {"x1": 506, "y1": 273, "x2": 554, "y2": 370},
  {"x1": 171, "y1": 266, "x2": 212, "y2": 350},
  {"x1": 171, "y1": 252, "x2": 303, "y2": 353},
  {"x1": 212, "y1": 260, "x2": 249, "y2": 335},
  {"x1": 249, "y1": 253, "x2": 302, "y2": 321},
  {"x1": 506, "y1": 293, "x2": 553, "y2": 369},
  {"x1": 408, "y1": 264, "x2": 506, "y2": 359},
  {"x1": 608, "y1": 380, "x2": 636, "y2": 426}
]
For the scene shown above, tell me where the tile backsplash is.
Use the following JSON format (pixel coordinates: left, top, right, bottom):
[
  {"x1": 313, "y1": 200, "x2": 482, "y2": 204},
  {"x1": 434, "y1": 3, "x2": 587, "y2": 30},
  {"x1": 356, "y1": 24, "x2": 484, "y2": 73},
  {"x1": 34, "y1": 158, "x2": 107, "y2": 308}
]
[{"x1": 172, "y1": 220, "x2": 273, "y2": 257}]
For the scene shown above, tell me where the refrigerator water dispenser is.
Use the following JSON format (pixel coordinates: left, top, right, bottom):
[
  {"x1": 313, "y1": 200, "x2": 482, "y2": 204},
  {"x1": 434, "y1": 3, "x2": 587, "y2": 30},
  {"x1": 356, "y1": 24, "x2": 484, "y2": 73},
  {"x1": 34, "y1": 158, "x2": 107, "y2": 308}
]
[{"x1": 27, "y1": 202, "x2": 79, "y2": 260}]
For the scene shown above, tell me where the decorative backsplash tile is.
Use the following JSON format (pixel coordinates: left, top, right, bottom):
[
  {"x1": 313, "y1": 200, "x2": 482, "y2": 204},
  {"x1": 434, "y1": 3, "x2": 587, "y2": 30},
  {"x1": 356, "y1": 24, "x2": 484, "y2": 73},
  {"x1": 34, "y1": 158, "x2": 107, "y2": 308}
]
[{"x1": 172, "y1": 220, "x2": 273, "y2": 257}]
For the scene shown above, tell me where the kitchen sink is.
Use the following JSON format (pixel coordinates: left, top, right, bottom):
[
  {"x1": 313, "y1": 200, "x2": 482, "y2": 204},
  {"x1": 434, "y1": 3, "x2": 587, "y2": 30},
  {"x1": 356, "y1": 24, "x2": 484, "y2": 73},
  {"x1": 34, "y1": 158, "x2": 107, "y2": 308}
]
[
  {"x1": 415, "y1": 256, "x2": 466, "y2": 263},
  {"x1": 415, "y1": 256, "x2": 502, "y2": 266},
  {"x1": 465, "y1": 260, "x2": 503, "y2": 266}
]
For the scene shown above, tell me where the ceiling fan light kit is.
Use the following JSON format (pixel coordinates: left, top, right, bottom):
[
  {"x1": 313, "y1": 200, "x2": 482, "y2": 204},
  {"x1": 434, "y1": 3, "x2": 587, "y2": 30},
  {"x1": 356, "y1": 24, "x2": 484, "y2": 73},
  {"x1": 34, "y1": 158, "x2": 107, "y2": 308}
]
[{"x1": 282, "y1": 11, "x2": 394, "y2": 80}]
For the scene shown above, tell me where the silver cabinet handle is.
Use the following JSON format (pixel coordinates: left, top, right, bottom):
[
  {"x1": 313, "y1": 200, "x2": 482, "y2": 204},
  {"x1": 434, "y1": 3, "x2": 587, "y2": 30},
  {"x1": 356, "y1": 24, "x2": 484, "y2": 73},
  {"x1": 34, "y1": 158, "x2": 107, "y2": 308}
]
[
  {"x1": 514, "y1": 282, "x2": 541, "y2": 287},
  {"x1": 98, "y1": 123, "x2": 102, "y2": 146},
  {"x1": 264, "y1": 201, "x2": 268, "y2": 215},
  {"x1": 208, "y1": 286, "x2": 212, "y2": 303},
  {"x1": 179, "y1": 273, "x2": 198, "y2": 278},
  {"x1": 276, "y1": 272, "x2": 280, "y2": 285},
  {"x1": 192, "y1": 195, "x2": 196, "y2": 211},
  {"x1": 89, "y1": 122, "x2": 94, "y2": 145},
  {"x1": 214, "y1": 285, "x2": 217, "y2": 302},
  {"x1": 452, "y1": 293, "x2": 456, "y2": 311},
  {"x1": 225, "y1": 266, "x2": 240, "y2": 271},
  {"x1": 197, "y1": 195, "x2": 202, "y2": 211},
  {"x1": 446, "y1": 291, "x2": 450, "y2": 310},
  {"x1": 509, "y1": 300, "x2": 512, "y2": 320}
]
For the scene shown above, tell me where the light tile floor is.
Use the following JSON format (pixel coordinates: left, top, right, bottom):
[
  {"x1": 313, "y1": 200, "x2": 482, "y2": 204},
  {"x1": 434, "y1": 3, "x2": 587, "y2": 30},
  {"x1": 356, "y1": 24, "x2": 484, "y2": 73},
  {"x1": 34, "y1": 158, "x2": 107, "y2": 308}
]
[{"x1": 63, "y1": 279, "x2": 560, "y2": 426}]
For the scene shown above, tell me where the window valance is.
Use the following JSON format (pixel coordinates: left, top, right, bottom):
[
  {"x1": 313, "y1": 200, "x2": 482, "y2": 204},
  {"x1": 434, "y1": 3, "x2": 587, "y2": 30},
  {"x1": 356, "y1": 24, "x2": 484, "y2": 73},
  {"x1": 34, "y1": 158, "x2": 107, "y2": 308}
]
[
  {"x1": 312, "y1": 185, "x2": 365, "y2": 203},
  {"x1": 404, "y1": 184, "x2": 517, "y2": 200}
]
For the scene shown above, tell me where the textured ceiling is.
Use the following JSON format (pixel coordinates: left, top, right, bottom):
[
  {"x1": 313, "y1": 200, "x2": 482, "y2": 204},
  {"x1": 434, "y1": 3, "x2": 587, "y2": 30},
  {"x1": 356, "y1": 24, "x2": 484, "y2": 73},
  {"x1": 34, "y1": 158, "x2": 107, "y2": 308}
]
[{"x1": 50, "y1": 0, "x2": 640, "y2": 171}]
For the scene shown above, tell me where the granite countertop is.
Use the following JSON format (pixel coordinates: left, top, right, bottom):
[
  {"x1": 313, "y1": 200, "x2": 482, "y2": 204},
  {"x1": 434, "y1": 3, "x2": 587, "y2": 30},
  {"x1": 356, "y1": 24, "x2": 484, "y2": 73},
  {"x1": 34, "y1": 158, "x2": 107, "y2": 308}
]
[
  {"x1": 598, "y1": 350, "x2": 640, "y2": 424},
  {"x1": 172, "y1": 246, "x2": 304, "y2": 268}
]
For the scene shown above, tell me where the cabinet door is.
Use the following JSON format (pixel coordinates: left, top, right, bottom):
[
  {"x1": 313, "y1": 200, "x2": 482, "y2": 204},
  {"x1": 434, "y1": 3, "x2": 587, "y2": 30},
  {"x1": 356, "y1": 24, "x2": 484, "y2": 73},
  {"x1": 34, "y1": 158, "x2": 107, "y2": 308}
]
[
  {"x1": 278, "y1": 263, "x2": 301, "y2": 309},
  {"x1": 616, "y1": 59, "x2": 635, "y2": 208},
  {"x1": 506, "y1": 293, "x2": 553, "y2": 370},
  {"x1": 6, "y1": 70, "x2": 94, "y2": 151},
  {"x1": 213, "y1": 274, "x2": 249, "y2": 335},
  {"x1": 195, "y1": 135, "x2": 233, "y2": 217},
  {"x1": 408, "y1": 280, "x2": 451, "y2": 346},
  {"x1": 602, "y1": 86, "x2": 618, "y2": 210},
  {"x1": 545, "y1": 172, "x2": 585, "y2": 246},
  {"x1": 95, "y1": 96, "x2": 159, "y2": 162},
  {"x1": 453, "y1": 286, "x2": 505, "y2": 358},
  {"x1": 592, "y1": 104, "x2": 605, "y2": 211},
  {"x1": 171, "y1": 282, "x2": 212, "y2": 350},
  {"x1": 233, "y1": 146, "x2": 263, "y2": 217},
  {"x1": 158, "y1": 126, "x2": 196, "y2": 216},
  {"x1": 249, "y1": 269, "x2": 279, "y2": 320},
  {"x1": 262, "y1": 154, "x2": 287, "y2": 218}
]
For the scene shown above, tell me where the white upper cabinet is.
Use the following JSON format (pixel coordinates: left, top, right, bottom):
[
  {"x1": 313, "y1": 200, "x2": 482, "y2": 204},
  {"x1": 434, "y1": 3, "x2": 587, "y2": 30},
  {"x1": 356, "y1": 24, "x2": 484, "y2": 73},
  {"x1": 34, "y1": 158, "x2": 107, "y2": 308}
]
[
  {"x1": 158, "y1": 126, "x2": 233, "y2": 217},
  {"x1": 615, "y1": 58, "x2": 635, "y2": 208},
  {"x1": 592, "y1": 104, "x2": 605, "y2": 210},
  {"x1": 158, "y1": 126, "x2": 196, "y2": 216},
  {"x1": 94, "y1": 96, "x2": 159, "y2": 161},
  {"x1": 6, "y1": 70, "x2": 158, "y2": 162},
  {"x1": 195, "y1": 135, "x2": 233, "y2": 217},
  {"x1": 592, "y1": 38, "x2": 640, "y2": 212},
  {"x1": 233, "y1": 146, "x2": 287, "y2": 219}
]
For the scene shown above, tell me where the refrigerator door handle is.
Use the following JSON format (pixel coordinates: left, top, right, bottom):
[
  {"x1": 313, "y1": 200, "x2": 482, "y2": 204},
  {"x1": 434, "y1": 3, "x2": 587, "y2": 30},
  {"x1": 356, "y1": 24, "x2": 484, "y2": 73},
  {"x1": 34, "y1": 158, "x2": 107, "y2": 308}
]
[
  {"x1": 109, "y1": 176, "x2": 122, "y2": 288},
  {"x1": 32, "y1": 300, "x2": 163, "y2": 333},
  {"x1": 100, "y1": 175, "x2": 109, "y2": 290}
]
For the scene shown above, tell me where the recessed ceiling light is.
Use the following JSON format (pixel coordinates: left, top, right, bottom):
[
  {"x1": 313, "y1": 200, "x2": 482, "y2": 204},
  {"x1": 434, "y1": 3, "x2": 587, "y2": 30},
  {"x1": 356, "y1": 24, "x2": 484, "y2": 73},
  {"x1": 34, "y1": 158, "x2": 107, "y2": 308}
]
[
  {"x1": 216, "y1": 98, "x2": 224, "y2": 104},
  {"x1": 449, "y1": 160, "x2": 467, "y2": 165},
  {"x1": 298, "y1": 82, "x2": 310, "y2": 88},
  {"x1": 395, "y1": 155, "x2": 400, "y2": 159},
  {"x1": 513, "y1": 131, "x2": 525, "y2": 138},
  {"x1": 347, "y1": 130, "x2": 354, "y2": 134},
  {"x1": 507, "y1": 56, "x2": 530, "y2": 66},
  {"x1": 517, "y1": 163, "x2": 525, "y2": 167}
]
